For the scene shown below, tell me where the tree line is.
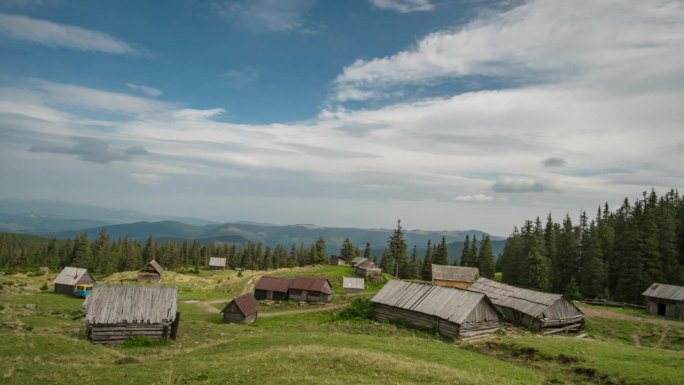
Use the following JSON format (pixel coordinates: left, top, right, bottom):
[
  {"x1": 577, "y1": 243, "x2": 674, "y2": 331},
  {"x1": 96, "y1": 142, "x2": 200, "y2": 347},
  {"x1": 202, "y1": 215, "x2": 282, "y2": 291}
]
[{"x1": 499, "y1": 189, "x2": 684, "y2": 303}]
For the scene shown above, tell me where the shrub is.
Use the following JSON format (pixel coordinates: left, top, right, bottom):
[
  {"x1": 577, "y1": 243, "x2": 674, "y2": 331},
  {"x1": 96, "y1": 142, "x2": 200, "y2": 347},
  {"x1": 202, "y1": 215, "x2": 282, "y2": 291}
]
[
  {"x1": 40, "y1": 282, "x2": 48, "y2": 291},
  {"x1": 338, "y1": 298, "x2": 374, "y2": 320},
  {"x1": 115, "y1": 356, "x2": 141, "y2": 365},
  {"x1": 122, "y1": 335, "x2": 170, "y2": 348}
]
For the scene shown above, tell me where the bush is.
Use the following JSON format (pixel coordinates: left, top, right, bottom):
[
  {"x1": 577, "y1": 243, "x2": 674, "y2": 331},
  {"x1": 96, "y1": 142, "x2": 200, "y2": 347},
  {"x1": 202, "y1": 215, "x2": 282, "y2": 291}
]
[
  {"x1": 122, "y1": 335, "x2": 170, "y2": 348},
  {"x1": 115, "y1": 356, "x2": 141, "y2": 365},
  {"x1": 338, "y1": 298, "x2": 374, "y2": 320},
  {"x1": 40, "y1": 282, "x2": 48, "y2": 291}
]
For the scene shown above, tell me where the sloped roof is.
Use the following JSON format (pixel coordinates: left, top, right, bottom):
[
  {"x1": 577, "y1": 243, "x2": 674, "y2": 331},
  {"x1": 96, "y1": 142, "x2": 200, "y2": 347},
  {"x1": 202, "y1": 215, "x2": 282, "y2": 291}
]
[
  {"x1": 54, "y1": 267, "x2": 90, "y2": 286},
  {"x1": 643, "y1": 283, "x2": 684, "y2": 301},
  {"x1": 224, "y1": 293, "x2": 259, "y2": 316},
  {"x1": 209, "y1": 257, "x2": 227, "y2": 267},
  {"x1": 343, "y1": 277, "x2": 365, "y2": 290},
  {"x1": 255, "y1": 276, "x2": 291, "y2": 293},
  {"x1": 83, "y1": 284, "x2": 178, "y2": 325},
  {"x1": 290, "y1": 277, "x2": 333, "y2": 295},
  {"x1": 147, "y1": 260, "x2": 164, "y2": 274},
  {"x1": 432, "y1": 264, "x2": 479, "y2": 283},
  {"x1": 351, "y1": 257, "x2": 368, "y2": 267},
  {"x1": 371, "y1": 280, "x2": 491, "y2": 324},
  {"x1": 469, "y1": 278, "x2": 564, "y2": 318}
]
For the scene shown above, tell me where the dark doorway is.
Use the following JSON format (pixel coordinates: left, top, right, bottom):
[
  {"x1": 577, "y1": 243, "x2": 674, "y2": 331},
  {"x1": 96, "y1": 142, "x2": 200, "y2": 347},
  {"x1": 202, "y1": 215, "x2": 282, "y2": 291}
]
[{"x1": 658, "y1": 303, "x2": 666, "y2": 316}]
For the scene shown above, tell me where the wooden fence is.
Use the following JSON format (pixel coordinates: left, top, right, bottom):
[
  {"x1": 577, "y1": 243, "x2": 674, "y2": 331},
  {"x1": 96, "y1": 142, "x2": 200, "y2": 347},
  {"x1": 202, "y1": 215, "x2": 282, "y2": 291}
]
[{"x1": 579, "y1": 298, "x2": 645, "y2": 310}]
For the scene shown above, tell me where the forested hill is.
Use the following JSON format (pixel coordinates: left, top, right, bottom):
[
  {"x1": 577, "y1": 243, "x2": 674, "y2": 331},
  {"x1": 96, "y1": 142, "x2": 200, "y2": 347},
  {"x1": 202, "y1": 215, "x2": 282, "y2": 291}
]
[{"x1": 499, "y1": 189, "x2": 684, "y2": 303}]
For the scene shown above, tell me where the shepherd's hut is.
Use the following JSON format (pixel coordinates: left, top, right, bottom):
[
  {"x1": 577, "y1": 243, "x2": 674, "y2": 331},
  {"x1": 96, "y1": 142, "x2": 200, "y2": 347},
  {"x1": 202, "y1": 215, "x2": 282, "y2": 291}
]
[
  {"x1": 329, "y1": 255, "x2": 347, "y2": 266},
  {"x1": 469, "y1": 278, "x2": 584, "y2": 332},
  {"x1": 83, "y1": 285, "x2": 179, "y2": 344},
  {"x1": 432, "y1": 264, "x2": 479, "y2": 289},
  {"x1": 343, "y1": 277, "x2": 365, "y2": 294},
  {"x1": 371, "y1": 280, "x2": 500, "y2": 339},
  {"x1": 288, "y1": 277, "x2": 333, "y2": 302},
  {"x1": 53, "y1": 267, "x2": 95, "y2": 295},
  {"x1": 222, "y1": 293, "x2": 259, "y2": 324},
  {"x1": 254, "y1": 276, "x2": 291, "y2": 301},
  {"x1": 643, "y1": 283, "x2": 684, "y2": 320},
  {"x1": 209, "y1": 257, "x2": 227, "y2": 270},
  {"x1": 355, "y1": 260, "x2": 382, "y2": 277},
  {"x1": 138, "y1": 260, "x2": 164, "y2": 282}
]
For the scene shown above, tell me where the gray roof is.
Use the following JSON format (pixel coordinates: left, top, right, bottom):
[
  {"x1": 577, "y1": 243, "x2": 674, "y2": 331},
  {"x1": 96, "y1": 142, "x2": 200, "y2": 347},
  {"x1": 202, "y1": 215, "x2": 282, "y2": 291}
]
[
  {"x1": 432, "y1": 264, "x2": 479, "y2": 283},
  {"x1": 147, "y1": 260, "x2": 164, "y2": 274},
  {"x1": 209, "y1": 257, "x2": 227, "y2": 267},
  {"x1": 351, "y1": 257, "x2": 368, "y2": 267},
  {"x1": 643, "y1": 283, "x2": 684, "y2": 301},
  {"x1": 371, "y1": 280, "x2": 489, "y2": 324},
  {"x1": 83, "y1": 284, "x2": 178, "y2": 325},
  {"x1": 343, "y1": 277, "x2": 365, "y2": 290},
  {"x1": 54, "y1": 266, "x2": 90, "y2": 286},
  {"x1": 469, "y1": 277, "x2": 563, "y2": 317}
]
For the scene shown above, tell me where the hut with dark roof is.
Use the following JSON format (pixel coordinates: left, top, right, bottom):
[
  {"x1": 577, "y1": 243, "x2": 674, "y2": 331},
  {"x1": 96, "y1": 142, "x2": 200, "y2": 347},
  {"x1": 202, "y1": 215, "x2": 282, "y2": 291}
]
[
  {"x1": 371, "y1": 280, "x2": 500, "y2": 339},
  {"x1": 138, "y1": 260, "x2": 164, "y2": 282},
  {"x1": 343, "y1": 277, "x2": 365, "y2": 294},
  {"x1": 469, "y1": 277, "x2": 584, "y2": 332},
  {"x1": 288, "y1": 277, "x2": 333, "y2": 302},
  {"x1": 432, "y1": 264, "x2": 479, "y2": 289},
  {"x1": 329, "y1": 255, "x2": 347, "y2": 266},
  {"x1": 222, "y1": 294, "x2": 260, "y2": 324},
  {"x1": 254, "y1": 276, "x2": 291, "y2": 301},
  {"x1": 643, "y1": 283, "x2": 684, "y2": 320},
  {"x1": 53, "y1": 267, "x2": 95, "y2": 295},
  {"x1": 209, "y1": 257, "x2": 227, "y2": 270},
  {"x1": 83, "y1": 285, "x2": 179, "y2": 344}
]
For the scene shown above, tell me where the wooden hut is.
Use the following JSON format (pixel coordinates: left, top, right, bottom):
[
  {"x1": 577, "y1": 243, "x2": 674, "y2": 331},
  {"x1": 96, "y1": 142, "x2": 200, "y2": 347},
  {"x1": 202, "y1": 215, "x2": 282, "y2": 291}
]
[
  {"x1": 642, "y1": 283, "x2": 684, "y2": 320},
  {"x1": 351, "y1": 257, "x2": 368, "y2": 267},
  {"x1": 222, "y1": 293, "x2": 259, "y2": 324},
  {"x1": 138, "y1": 260, "x2": 164, "y2": 282},
  {"x1": 209, "y1": 257, "x2": 227, "y2": 270},
  {"x1": 83, "y1": 285, "x2": 179, "y2": 344},
  {"x1": 288, "y1": 277, "x2": 333, "y2": 302},
  {"x1": 343, "y1": 277, "x2": 365, "y2": 294},
  {"x1": 254, "y1": 276, "x2": 291, "y2": 301},
  {"x1": 53, "y1": 267, "x2": 95, "y2": 295},
  {"x1": 329, "y1": 255, "x2": 347, "y2": 266},
  {"x1": 469, "y1": 278, "x2": 584, "y2": 332},
  {"x1": 371, "y1": 280, "x2": 500, "y2": 339},
  {"x1": 432, "y1": 264, "x2": 479, "y2": 289},
  {"x1": 355, "y1": 260, "x2": 382, "y2": 277}
]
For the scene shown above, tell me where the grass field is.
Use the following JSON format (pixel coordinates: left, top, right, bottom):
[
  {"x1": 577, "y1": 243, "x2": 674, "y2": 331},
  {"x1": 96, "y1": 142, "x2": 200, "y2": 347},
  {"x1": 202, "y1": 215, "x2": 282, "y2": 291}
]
[{"x1": 1, "y1": 267, "x2": 683, "y2": 384}]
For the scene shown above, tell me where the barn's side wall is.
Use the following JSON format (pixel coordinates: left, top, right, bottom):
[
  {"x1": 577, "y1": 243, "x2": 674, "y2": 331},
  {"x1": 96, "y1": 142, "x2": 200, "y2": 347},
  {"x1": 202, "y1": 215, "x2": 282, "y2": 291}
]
[
  {"x1": 433, "y1": 279, "x2": 472, "y2": 290},
  {"x1": 255, "y1": 290, "x2": 288, "y2": 301},
  {"x1": 137, "y1": 273, "x2": 161, "y2": 283},
  {"x1": 374, "y1": 303, "x2": 467, "y2": 339},
  {"x1": 646, "y1": 297, "x2": 684, "y2": 320},
  {"x1": 54, "y1": 283, "x2": 74, "y2": 295},
  {"x1": 289, "y1": 290, "x2": 332, "y2": 302},
  {"x1": 345, "y1": 288, "x2": 363, "y2": 294},
  {"x1": 77, "y1": 273, "x2": 95, "y2": 285},
  {"x1": 87, "y1": 323, "x2": 172, "y2": 344},
  {"x1": 539, "y1": 299, "x2": 584, "y2": 329}
]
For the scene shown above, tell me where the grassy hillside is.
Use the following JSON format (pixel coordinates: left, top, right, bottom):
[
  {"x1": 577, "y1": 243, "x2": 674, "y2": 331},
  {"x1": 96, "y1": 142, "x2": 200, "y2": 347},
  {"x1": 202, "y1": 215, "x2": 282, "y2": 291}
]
[{"x1": 1, "y1": 267, "x2": 683, "y2": 385}]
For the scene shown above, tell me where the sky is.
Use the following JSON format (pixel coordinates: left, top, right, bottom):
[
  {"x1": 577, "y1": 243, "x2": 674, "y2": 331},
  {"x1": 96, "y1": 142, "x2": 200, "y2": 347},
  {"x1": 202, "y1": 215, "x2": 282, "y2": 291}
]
[{"x1": 1, "y1": 0, "x2": 683, "y2": 236}]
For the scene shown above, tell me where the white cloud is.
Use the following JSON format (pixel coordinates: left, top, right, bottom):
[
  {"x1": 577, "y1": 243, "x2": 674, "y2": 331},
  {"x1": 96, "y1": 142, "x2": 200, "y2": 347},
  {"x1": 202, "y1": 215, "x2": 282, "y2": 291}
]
[
  {"x1": 126, "y1": 83, "x2": 162, "y2": 97},
  {"x1": 0, "y1": 13, "x2": 141, "y2": 54},
  {"x1": 370, "y1": 0, "x2": 435, "y2": 13},
  {"x1": 212, "y1": 0, "x2": 316, "y2": 33},
  {"x1": 129, "y1": 173, "x2": 164, "y2": 185},
  {"x1": 492, "y1": 177, "x2": 558, "y2": 193},
  {"x1": 454, "y1": 194, "x2": 495, "y2": 202}
]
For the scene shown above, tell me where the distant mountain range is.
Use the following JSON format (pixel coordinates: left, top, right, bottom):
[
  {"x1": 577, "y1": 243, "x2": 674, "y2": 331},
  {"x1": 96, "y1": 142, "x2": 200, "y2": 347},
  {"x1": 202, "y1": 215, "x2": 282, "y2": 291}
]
[{"x1": 0, "y1": 199, "x2": 506, "y2": 263}]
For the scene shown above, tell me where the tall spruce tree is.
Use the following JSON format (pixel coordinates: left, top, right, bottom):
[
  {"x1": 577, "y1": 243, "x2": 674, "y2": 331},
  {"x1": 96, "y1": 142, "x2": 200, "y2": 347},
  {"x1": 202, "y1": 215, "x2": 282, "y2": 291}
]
[
  {"x1": 387, "y1": 220, "x2": 408, "y2": 277},
  {"x1": 420, "y1": 240, "x2": 433, "y2": 281},
  {"x1": 477, "y1": 236, "x2": 496, "y2": 278}
]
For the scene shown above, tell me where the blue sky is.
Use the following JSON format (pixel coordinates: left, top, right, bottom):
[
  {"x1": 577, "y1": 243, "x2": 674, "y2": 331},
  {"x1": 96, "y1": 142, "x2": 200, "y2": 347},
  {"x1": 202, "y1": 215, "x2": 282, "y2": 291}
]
[{"x1": 1, "y1": 0, "x2": 683, "y2": 235}]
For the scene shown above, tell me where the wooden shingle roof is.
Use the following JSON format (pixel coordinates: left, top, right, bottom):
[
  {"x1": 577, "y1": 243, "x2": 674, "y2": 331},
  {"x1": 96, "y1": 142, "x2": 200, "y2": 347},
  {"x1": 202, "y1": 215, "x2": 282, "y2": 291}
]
[
  {"x1": 290, "y1": 277, "x2": 333, "y2": 295},
  {"x1": 83, "y1": 284, "x2": 178, "y2": 325},
  {"x1": 147, "y1": 260, "x2": 164, "y2": 274},
  {"x1": 643, "y1": 283, "x2": 684, "y2": 301},
  {"x1": 432, "y1": 264, "x2": 479, "y2": 283},
  {"x1": 54, "y1": 266, "x2": 90, "y2": 286},
  {"x1": 470, "y1": 278, "x2": 567, "y2": 318},
  {"x1": 343, "y1": 277, "x2": 365, "y2": 290},
  {"x1": 224, "y1": 293, "x2": 259, "y2": 317},
  {"x1": 209, "y1": 257, "x2": 227, "y2": 268},
  {"x1": 255, "y1": 276, "x2": 291, "y2": 293}
]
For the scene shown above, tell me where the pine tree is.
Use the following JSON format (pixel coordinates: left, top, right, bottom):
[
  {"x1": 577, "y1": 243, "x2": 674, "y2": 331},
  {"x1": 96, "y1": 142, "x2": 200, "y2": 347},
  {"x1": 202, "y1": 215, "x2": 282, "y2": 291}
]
[
  {"x1": 460, "y1": 235, "x2": 471, "y2": 266},
  {"x1": 408, "y1": 245, "x2": 420, "y2": 279},
  {"x1": 420, "y1": 240, "x2": 433, "y2": 281},
  {"x1": 340, "y1": 238, "x2": 356, "y2": 261},
  {"x1": 387, "y1": 220, "x2": 408, "y2": 277},
  {"x1": 432, "y1": 237, "x2": 449, "y2": 266},
  {"x1": 477, "y1": 236, "x2": 496, "y2": 278},
  {"x1": 526, "y1": 238, "x2": 550, "y2": 291}
]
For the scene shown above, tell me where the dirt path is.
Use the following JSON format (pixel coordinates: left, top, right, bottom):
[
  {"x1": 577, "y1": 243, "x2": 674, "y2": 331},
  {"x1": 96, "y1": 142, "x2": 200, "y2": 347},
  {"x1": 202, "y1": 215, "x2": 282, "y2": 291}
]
[
  {"x1": 260, "y1": 303, "x2": 347, "y2": 318},
  {"x1": 656, "y1": 327, "x2": 669, "y2": 348}
]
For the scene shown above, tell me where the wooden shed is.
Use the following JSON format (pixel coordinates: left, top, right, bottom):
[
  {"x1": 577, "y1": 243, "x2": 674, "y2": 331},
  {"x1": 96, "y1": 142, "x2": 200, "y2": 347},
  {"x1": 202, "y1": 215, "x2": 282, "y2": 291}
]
[
  {"x1": 432, "y1": 264, "x2": 479, "y2": 289},
  {"x1": 222, "y1": 293, "x2": 259, "y2": 324},
  {"x1": 329, "y1": 255, "x2": 347, "y2": 266},
  {"x1": 254, "y1": 276, "x2": 291, "y2": 301},
  {"x1": 83, "y1": 285, "x2": 179, "y2": 344},
  {"x1": 351, "y1": 257, "x2": 368, "y2": 267},
  {"x1": 642, "y1": 283, "x2": 684, "y2": 320},
  {"x1": 209, "y1": 257, "x2": 227, "y2": 270},
  {"x1": 53, "y1": 267, "x2": 95, "y2": 295},
  {"x1": 355, "y1": 260, "x2": 382, "y2": 277},
  {"x1": 289, "y1": 277, "x2": 333, "y2": 302},
  {"x1": 469, "y1": 278, "x2": 584, "y2": 332},
  {"x1": 138, "y1": 260, "x2": 164, "y2": 282},
  {"x1": 371, "y1": 280, "x2": 500, "y2": 339},
  {"x1": 343, "y1": 277, "x2": 365, "y2": 294}
]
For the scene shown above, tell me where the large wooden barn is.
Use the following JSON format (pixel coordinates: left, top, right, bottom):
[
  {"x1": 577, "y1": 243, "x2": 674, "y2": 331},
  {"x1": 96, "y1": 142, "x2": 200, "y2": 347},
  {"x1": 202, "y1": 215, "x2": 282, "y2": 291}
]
[
  {"x1": 138, "y1": 260, "x2": 164, "y2": 282},
  {"x1": 288, "y1": 277, "x2": 333, "y2": 302},
  {"x1": 371, "y1": 280, "x2": 500, "y2": 339},
  {"x1": 254, "y1": 276, "x2": 291, "y2": 301},
  {"x1": 222, "y1": 293, "x2": 259, "y2": 324},
  {"x1": 432, "y1": 264, "x2": 479, "y2": 289},
  {"x1": 53, "y1": 267, "x2": 95, "y2": 295},
  {"x1": 83, "y1": 285, "x2": 180, "y2": 344},
  {"x1": 209, "y1": 257, "x2": 227, "y2": 270},
  {"x1": 469, "y1": 278, "x2": 584, "y2": 332},
  {"x1": 642, "y1": 283, "x2": 684, "y2": 320}
]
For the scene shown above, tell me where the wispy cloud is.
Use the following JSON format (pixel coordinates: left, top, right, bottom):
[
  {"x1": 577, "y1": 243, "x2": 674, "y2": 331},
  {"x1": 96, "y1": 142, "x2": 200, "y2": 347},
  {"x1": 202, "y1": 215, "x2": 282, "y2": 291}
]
[
  {"x1": 211, "y1": 0, "x2": 316, "y2": 33},
  {"x1": 29, "y1": 137, "x2": 148, "y2": 164},
  {"x1": 0, "y1": 13, "x2": 143, "y2": 54},
  {"x1": 454, "y1": 194, "x2": 495, "y2": 202},
  {"x1": 0, "y1": 0, "x2": 61, "y2": 9},
  {"x1": 492, "y1": 177, "x2": 557, "y2": 193},
  {"x1": 222, "y1": 68, "x2": 259, "y2": 88},
  {"x1": 541, "y1": 157, "x2": 566, "y2": 167},
  {"x1": 370, "y1": 0, "x2": 435, "y2": 13},
  {"x1": 126, "y1": 83, "x2": 162, "y2": 97},
  {"x1": 129, "y1": 173, "x2": 164, "y2": 185}
]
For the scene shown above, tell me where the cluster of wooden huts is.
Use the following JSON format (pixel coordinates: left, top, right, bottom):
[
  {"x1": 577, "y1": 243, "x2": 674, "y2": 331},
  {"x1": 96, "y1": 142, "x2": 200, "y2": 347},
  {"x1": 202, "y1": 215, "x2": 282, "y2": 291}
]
[{"x1": 254, "y1": 276, "x2": 334, "y2": 302}]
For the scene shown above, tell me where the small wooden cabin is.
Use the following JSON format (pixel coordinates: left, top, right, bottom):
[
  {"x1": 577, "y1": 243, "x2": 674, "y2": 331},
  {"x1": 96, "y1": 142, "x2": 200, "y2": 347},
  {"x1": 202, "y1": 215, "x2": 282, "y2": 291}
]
[
  {"x1": 138, "y1": 260, "x2": 164, "y2": 282},
  {"x1": 432, "y1": 264, "x2": 479, "y2": 289},
  {"x1": 642, "y1": 283, "x2": 684, "y2": 320},
  {"x1": 254, "y1": 276, "x2": 291, "y2": 301},
  {"x1": 371, "y1": 280, "x2": 500, "y2": 339},
  {"x1": 209, "y1": 257, "x2": 227, "y2": 271},
  {"x1": 53, "y1": 267, "x2": 95, "y2": 295},
  {"x1": 351, "y1": 257, "x2": 368, "y2": 267},
  {"x1": 222, "y1": 293, "x2": 259, "y2": 324},
  {"x1": 329, "y1": 255, "x2": 347, "y2": 266},
  {"x1": 355, "y1": 260, "x2": 382, "y2": 277},
  {"x1": 469, "y1": 278, "x2": 584, "y2": 332},
  {"x1": 83, "y1": 285, "x2": 179, "y2": 344},
  {"x1": 343, "y1": 277, "x2": 365, "y2": 294},
  {"x1": 289, "y1": 277, "x2": 333, "y2": 302}
]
